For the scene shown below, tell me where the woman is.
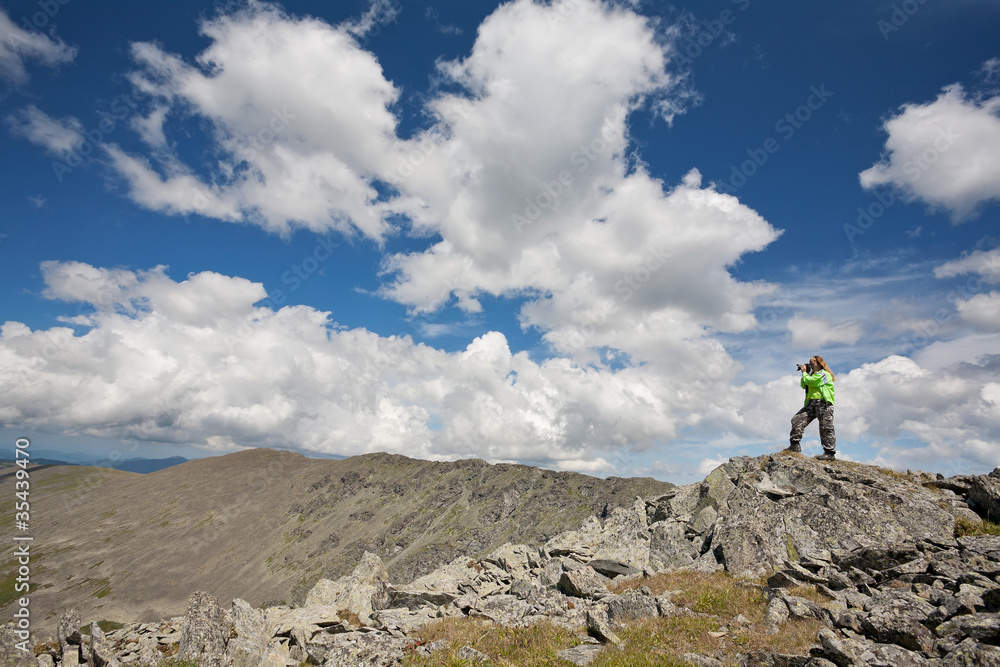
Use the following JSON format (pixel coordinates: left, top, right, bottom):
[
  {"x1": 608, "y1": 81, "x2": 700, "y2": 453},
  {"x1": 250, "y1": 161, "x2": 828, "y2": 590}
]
[{"x1": 784, "y1": 355, "x2": 836, "y2": 460}]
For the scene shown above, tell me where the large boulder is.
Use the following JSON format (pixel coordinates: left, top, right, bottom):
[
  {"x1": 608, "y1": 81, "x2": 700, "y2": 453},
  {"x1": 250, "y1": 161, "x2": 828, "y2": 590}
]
[
  {"x1": 305, "y1": 551, "x2": 392, "y2": 624},
  {"x1": 178, "y1": 591, "x2": 229, "y2": 667},
  {"x1": 224, "y1": 599, "x2": 284, "y2": 667},
  {"x1": 968, "y1": 471, "x2": 1000, "y2": 523},
  {"x1": 709, "y1": 455, "x2": 956, "y2": 575},
  {"x1": 545, "y1": 498, "x2": 650, "y2": 570},
  {"x1": 648, "y1": 521, "x2": 699, "y2": 570}
]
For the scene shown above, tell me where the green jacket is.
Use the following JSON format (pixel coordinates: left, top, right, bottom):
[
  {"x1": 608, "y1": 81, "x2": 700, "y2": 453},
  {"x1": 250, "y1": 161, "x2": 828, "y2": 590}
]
[{"x1": 801, "y1": 369, "x2": 834, "y2": 405}]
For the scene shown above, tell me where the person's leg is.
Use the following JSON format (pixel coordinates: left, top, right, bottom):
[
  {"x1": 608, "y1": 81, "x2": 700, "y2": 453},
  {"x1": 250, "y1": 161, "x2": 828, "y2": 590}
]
[
  {"x1": 817, "y1": 402, "x2": 836, "y2": 457},
  {"x1": 787, "y1": 404, "x2": 815, "y2": 452}
]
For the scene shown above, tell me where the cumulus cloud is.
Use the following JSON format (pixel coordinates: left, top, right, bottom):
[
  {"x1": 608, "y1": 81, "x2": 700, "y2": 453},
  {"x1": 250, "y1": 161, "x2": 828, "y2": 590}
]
[
  {"x1": 0, "y1": 9, "x2": 76, "y2": 85},
  {"x1": 955, "y1": 292, "x2": 1000, "y2": 332},
  {"x1": 378, "y1": 0, "x2": 778, "y2": 373},
  {"x1": 859, "y1": 83, "x2": 1000, "y2": 220},
  {"x1": 786, "y1": 313, "x2": 863, "y2": 349},
  {"x1": 0, "y1": 262, "x2": 688, "y2": 468},
  {"x1": 107, "y1": 3, "x2": 410, "y2": 238},
  {"x1": 102, "y1": 0, "x2": 779, "y2": 389},
  {"x1": 6, "y1": 105, "x2": 84, "y2": 157}
]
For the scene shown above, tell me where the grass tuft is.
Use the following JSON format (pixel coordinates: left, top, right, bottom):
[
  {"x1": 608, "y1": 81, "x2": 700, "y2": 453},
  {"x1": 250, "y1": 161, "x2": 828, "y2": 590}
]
[{"x1": 955, "y1": 515, "x2": 1000, "y2": 537}]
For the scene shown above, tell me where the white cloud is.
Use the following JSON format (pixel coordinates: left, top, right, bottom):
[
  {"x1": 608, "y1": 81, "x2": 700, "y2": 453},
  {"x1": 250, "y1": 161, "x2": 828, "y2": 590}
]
[
  {"x1": 728, "y1": 355, "x2": 1000, "y2": 473},
  {"x1": 378, "y1": 0, "x2": 778, "y2": 373},
  {"x1": 934, "y1": 247, "x2": 1000, "y2": 283},
  {"x1": 955, "y1": 292, "x2": 1000, "y2": 332},
  {"x1": 108, "y1": 3, "x2": 410, "y2": 239},
  {"x1": 786, "y1": 313, "x2": 863, "y2": 349},
  {"x1": 859, "y1": 83, "x2": 1000, "y2": 220},
  {"x1": 0, "y1": 9, "x2": 76, "y2": 85},
  {"x1": 697, "y1": 455, "x2": 728, "y2": 476},
  {"x1": 6, "y1": 105, "x2": 84, "y2": 157},
  {"x1": 0, "y1": 262, "x2": 688, "y2": 469},
  {"x1": 104, "y1": 0, "x2": 779, "y2": 395}
]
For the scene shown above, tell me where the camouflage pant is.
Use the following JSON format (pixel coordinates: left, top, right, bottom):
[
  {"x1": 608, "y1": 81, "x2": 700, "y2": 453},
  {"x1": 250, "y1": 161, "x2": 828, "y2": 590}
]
[{"x1": 790, "y1": 399, "x2": 836, "y2": 452}]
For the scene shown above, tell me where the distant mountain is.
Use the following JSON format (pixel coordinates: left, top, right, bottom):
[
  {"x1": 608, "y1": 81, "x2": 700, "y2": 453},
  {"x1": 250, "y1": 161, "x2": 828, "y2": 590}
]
[
  {"x1": 108, "y1": 456, "x2": 188, "y2": 473},
  {"x1": 0, "y1": 448, "x2": 673, "y2": 634},
  {"x1": 3, "y1": 448, "x2": 188, "y2": 473}
]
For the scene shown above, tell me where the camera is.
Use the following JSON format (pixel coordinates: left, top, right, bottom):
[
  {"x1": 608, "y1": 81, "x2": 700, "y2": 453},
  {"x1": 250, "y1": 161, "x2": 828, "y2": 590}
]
[{"x1": 797, "y1": 362, "x2": 813, "y2": 373}]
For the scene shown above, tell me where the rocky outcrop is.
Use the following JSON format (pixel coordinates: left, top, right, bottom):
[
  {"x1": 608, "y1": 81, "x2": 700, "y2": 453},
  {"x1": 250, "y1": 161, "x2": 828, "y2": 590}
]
[
  {"x1": 12, "y1": 456, "x2": 1000, "y2": 666},
  {"x1": 761, "y1": 534, "x2": 1000, "y2": 665},
  {"x1": 304, "y1": 551, "x2": 392, "y2": 623}
]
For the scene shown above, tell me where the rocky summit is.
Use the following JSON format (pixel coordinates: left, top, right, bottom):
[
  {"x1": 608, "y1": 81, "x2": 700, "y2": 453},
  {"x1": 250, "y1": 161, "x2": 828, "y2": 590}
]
[{"x1": 4, "y1": 453, "x2": 1000, "y2": 666}]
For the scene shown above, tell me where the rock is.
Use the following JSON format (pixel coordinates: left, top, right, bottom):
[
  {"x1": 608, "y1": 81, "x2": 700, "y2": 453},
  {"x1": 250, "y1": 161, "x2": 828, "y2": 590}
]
[
  {"x1": 558, "y1": 567, "x2": 609, "y2": 600},
  {"x1": 968, "y1": 473, "x2": 1000, "y2": 522},
  {"x1": 89, "y1": 624, "x2": 120, "y2": 667},
  {"x1": 682, "y1": 652, "x2": 726, "y2": 666},
  {"x1": 588, "y1": 559, "x2": 640, "y2": 579},
  {"x1": 305, "y1": 551, "x2": 391, "y2": 624},
  {"x1": 556, "y1": 643, "x2": 603, "y2": 666},
  {"x1": 711, "y1": 456, "x2": 954, "y2": 577},
  {"x1": 690, "y1": 505, "x2": 719, "y2": 535},
  {"x1": 585, "y1": 609, "x2": 621, "y2": 645},
  {"x1": 224, "y1": 599, "x2": 284, "y2": 667},
  {"x1": 699, "y1": 464, "x2": 738, "y2": 512},
  {"x1": 266, "y1": 604, "x2": 354, "y2": 638},
  {"x1": 178, "y1": 591, "x2": 228, "y2": 667},
  {"x1": 605, "y1": 589, "x2": 659, "y2": 625},
  {"x1": 935, "y1": 612, "x2": 1000, "y2": 642},
  {"x1": 57, "y1": 609, "x2": 82, "y2": 657},
  {"x1": 860, "y1": 590, "x2": 937, "y2": 652},
  {"x1": 319, "y1": 631, "x2": 409, "y2": 667},
  {"x1": 764, "y1": 597, "x2": 790, "y2": 631},
  {"x1": 0, "y1": 623, "x2": 34, "y2": 667},
  {"x1": 457, "y1": 645, "x2": 491, "y2": 663},
  {"x1": 373, "y1": 607, "x2": 443, "y2": 633},
  {"x1": 37, "y1": 654, "x2": 56, "y2": 667},
  {"x1": 649, "y1": 521, "x2": 699, "y2": 570},
  {"x1": 546, "y1": 498, "x2": 651, "y2": 570},
  {"x1": 941, "y1": 637, "x2": 1000, "y2": 666},
  {"x1": 835, "y1": 543, "x2": 922, "y2": 573}
]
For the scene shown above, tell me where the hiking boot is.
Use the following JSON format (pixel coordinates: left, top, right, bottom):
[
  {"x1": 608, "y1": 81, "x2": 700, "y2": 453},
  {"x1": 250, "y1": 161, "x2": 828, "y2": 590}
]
[
  {"x1": 815, "y1": 452, "x2": 836, "y2": 461},
  {"x1": 781, "y1": 445, "x2": 801, "y2": 454}
]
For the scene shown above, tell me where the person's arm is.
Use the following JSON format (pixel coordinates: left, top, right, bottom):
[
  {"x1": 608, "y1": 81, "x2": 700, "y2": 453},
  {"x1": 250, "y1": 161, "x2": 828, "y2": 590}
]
[{"x1": 801, "y1": 370, "x2": 830, "y2": 388}]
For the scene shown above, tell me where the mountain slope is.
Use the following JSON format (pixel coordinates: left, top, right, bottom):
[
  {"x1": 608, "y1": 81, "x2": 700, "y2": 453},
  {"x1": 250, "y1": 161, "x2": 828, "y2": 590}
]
[{"x1": 0, "y1": 448, "x2": 672, "y2": 633}]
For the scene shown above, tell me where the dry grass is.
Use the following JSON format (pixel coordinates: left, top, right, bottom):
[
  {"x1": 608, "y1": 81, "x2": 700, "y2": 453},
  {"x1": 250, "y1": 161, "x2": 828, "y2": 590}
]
[
  {"x1": 955, "y1": 515, "x2": 1000, "y2": 537},
  {"x1": 403, "y1": 571, "x2": 824, "y2": 666},
  {"x1": 402, "y1": 617, "x2": 579, "y2": 666}
]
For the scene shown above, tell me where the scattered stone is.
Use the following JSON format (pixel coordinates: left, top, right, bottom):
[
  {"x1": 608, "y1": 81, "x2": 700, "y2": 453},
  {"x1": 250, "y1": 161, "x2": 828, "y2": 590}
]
[
  {"x1": 585, "y1": 609, "x2": 621, "y2": 645},
  {"x1": 456, "y1": 645, "x2": 491, "y2": 663},
  {"x1": 558, "y1": 566, "x2": 609, "y2": 600},
  {"x1": 556, "y1": 643, "x2": 604, "y2": 666}
]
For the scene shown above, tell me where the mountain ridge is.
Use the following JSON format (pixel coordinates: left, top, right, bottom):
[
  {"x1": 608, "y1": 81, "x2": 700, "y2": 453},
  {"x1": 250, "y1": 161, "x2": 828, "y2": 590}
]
[{"x1": 0, "y1": 447, "x2": 673, "y2": 635}]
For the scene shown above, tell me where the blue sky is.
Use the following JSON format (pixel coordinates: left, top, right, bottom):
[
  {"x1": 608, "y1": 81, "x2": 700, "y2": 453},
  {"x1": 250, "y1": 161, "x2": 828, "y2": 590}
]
[{"x1": 1, "y1": 0, "x2": 999, "y2": 483}]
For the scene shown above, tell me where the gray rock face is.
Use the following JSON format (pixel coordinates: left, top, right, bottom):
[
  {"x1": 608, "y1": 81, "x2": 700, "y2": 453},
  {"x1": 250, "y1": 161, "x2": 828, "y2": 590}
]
[
  {"x1": 968, "y1": 472, "x2": 1000, "y2": 523},
  {"x1": 225, "y1": 598, "x2": 285, "y2": 667},
  {"x1": 89, "y1": 624, "x2": 120, "y2": 667},
  {"x1": 703, "y1": 455, "x2": 956, "y2": 576},
  {"x1": 57, "y1": 608, "x2": 82, "y2": 657},
  {"x1": 0, "y1": 623, "x2": 35, "y2": 667},
  {"x1": 305, "y1": 551, "x2": 392, "y2": 624},
  {"x1": 178, "y1": 591, "x2": 229, "y2": 667},
  {"x1": 557, "y1": 566, "x2": 610, "y2": 600}
]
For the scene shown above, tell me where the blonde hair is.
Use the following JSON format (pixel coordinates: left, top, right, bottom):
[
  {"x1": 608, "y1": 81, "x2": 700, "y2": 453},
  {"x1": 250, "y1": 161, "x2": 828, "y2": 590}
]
[{"x1": 811, "y1": 355, "x2": 835, "y2": 381}]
